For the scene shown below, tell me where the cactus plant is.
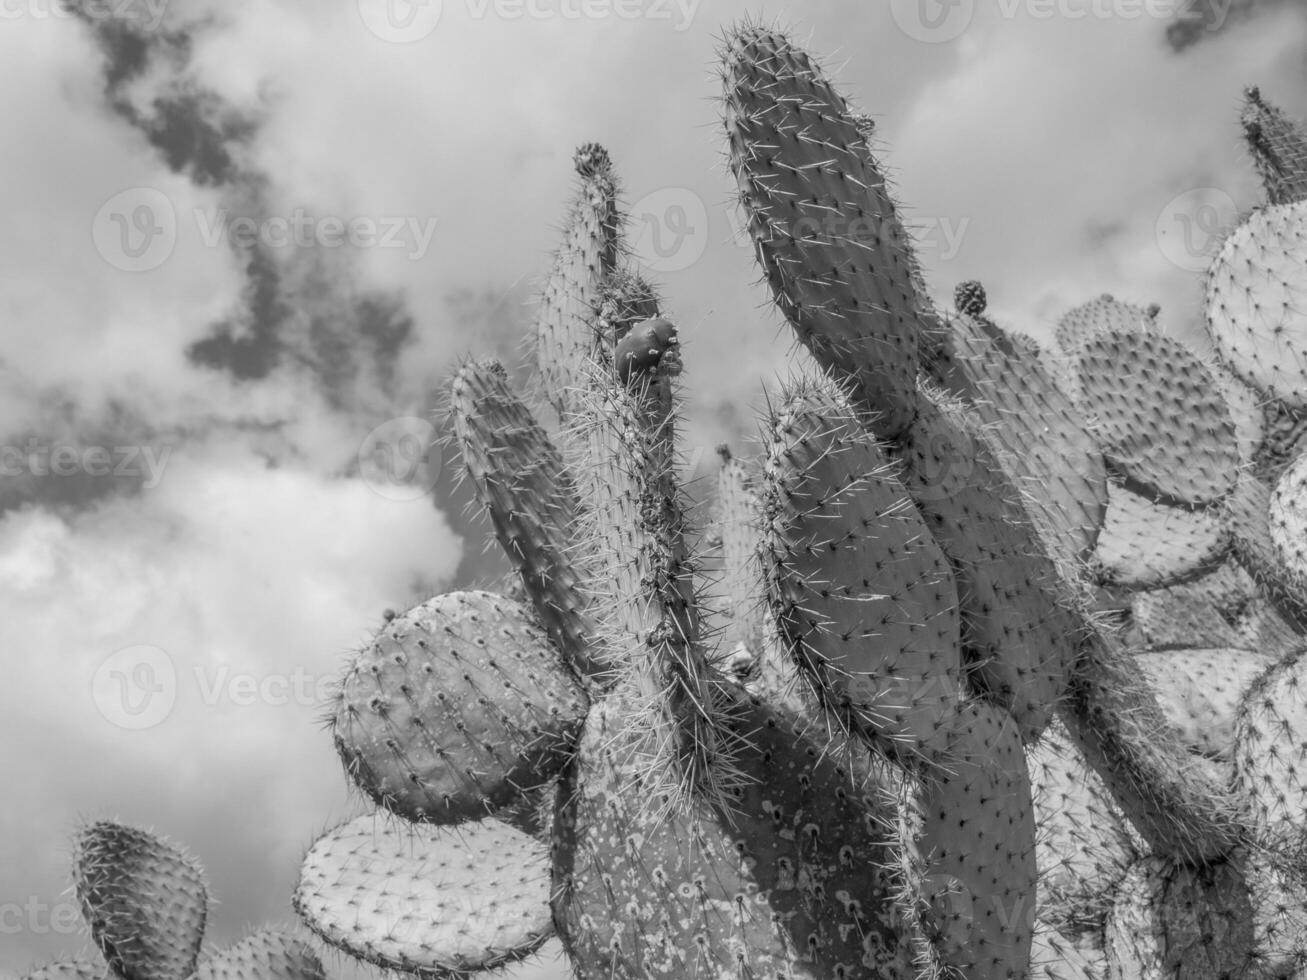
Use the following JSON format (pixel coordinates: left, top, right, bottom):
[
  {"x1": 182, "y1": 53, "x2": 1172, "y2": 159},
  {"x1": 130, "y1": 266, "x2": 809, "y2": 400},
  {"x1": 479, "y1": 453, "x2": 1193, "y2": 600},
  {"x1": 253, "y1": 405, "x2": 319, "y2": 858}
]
[
  {"x1": 18, "y1": 822, "x2": 322, "y2": 980},
  {"x1": 287, "y1": 22, "x2": 1307, "y2": 980}
]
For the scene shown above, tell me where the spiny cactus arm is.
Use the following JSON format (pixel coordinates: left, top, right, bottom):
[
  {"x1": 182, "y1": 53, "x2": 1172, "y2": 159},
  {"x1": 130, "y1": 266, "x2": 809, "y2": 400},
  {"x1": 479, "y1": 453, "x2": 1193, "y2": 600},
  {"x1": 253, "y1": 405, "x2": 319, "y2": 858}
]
[
  {"x1": 1206, "y1": 199, "x2": 1307, "y2": 410},
  {"x1": 1074, "y1": 326, "x2": 1239, "y2": 506},
  {"x1": 895, "y1": 390, "x2": 1081, "y2": 741},
  {"x1": 534, "y1": 143, "x2": 624, "y2": 423},
  {"x1": 72, "y1": 821, "x2": 208, "y2": 980},
  {"x1": 449, "y1": 359, "x2": 607, "y2": 682},
  {"x1": 569, "y1": 307, "x2": 738, "y2": 809},
  {"x1": 925, "y1": 300, "x2": 1107, "y2": 573},
  {"x1": 294, "y1": 815, "x2": 554, "y2": 977},
  {"x1": 912, "y1": 699, "x2": 1037, "y2": 979},
  {"x1": 190, "y1": 931, "x2": 325, "y2": 980},
  {"x1": 1243, "y1": 86, "x2": 1307, "y2": 207},
  {"x1": 329, "y1": 590, "x2": 589, "y2": 825},
  {"x1": 759, "y1": 375, "x2": 965, "y2": 765},
  {"x1": 1028, "y1": 719, "x2": 1138, "y2": 936},
  {"x1": 721, "y1": 23, "x2": 928, "y2": 441},
  {"x1": 1059, "y1": 631, "x2": 1249, "y2": 862}
]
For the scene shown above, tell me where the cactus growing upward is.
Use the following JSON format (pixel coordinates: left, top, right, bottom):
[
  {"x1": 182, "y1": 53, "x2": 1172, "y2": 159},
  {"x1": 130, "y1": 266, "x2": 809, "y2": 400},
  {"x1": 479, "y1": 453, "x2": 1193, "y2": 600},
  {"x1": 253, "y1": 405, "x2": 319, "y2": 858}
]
[
  {"x1": 17, "y1": 822, "x2": 323, "y2": 980},
  {"x1": 291, "y1": 21, "x2": 1307, "y2": 980}
]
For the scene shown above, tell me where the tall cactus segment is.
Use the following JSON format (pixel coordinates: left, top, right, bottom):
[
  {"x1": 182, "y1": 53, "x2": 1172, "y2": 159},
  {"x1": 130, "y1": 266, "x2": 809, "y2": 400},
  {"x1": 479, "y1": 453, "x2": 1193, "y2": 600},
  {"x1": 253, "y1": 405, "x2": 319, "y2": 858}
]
[
  {"x1": 927, "y1": 293, "x2": 1107, "y2": 574},
  {"x1": 720, "y1": 26, "x2": 925, "y2": 441},
  {"x1": 760, "y1": 378, "x2": 964, "y2": 763},
  {"x1": 533, "y1": 143, "x2": 622, "y2": 422},
  {"x1": 449, "y1": 362, "x2": 602, "y2": 681},
  {"x1": 1242, "y1": 87, "x2": 1307, "y2": 208},
  {"x1": 23, "y1": 822, "x2": 322, "y2": 980}
]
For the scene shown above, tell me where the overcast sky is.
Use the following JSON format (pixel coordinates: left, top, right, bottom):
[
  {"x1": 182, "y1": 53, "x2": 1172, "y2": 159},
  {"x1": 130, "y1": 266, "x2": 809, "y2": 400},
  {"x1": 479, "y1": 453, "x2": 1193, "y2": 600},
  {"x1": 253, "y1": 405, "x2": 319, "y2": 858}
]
[{"x1": 2, "y1": 2, "x2": 1305, "y2": 978}]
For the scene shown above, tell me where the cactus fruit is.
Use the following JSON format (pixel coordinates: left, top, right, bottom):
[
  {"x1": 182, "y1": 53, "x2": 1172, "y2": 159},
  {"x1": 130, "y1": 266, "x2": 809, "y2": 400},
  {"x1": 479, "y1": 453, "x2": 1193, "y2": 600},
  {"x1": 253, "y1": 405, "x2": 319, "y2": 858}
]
[
  {"x1": 23, "y1": 823, "x2": 320, "y2": 980},
  {"x1": 954, "y1": 280, "x2": 988, "y2": 318},
  {"x1": 329, "y1": 590, "x2": 589, "y2": 825},
  {"x1": 73, "y1": 822, "x2": 208, "y2": 980},
  {"x1": 296, "y1": 815, "x2": 554, "y2": 975}
]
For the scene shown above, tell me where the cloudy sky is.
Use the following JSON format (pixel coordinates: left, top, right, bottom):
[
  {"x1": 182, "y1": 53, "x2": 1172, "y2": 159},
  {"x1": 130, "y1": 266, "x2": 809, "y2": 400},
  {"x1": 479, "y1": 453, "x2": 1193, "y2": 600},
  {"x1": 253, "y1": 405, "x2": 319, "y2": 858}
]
[{"x1": 1, "y1": 1, "x2": 1305, "y2": 978}]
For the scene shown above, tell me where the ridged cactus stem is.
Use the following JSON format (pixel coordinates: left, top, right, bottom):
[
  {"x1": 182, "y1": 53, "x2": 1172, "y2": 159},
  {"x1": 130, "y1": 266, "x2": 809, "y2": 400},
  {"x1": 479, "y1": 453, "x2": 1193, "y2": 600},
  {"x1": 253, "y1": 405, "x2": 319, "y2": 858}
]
[
  {"x1": 534, "y1": 144, "x2": 624, "y2": 424},
  {"x1": 572, "y1": 323, "x2": 739, "y2": 809}
]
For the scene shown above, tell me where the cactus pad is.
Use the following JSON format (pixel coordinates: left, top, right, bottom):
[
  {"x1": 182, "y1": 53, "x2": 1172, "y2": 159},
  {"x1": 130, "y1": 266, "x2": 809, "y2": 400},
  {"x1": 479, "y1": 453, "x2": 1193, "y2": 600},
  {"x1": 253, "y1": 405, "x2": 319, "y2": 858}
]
[
  {"x1": 1074, "y1": 326, "x2": 1238, "y2": 505},
  {"x1": 760, "y1": 378, "x2": 964, "y2": 763},
  {"x1": 191, "y1": 932, "x2": 325, "y2": 980},
  {"x1": 72, "y1": 822, "x2": 208, "y2": 980},
  {"x1": 330, "y1": 590, "x2": 588, "y2": 824},
  {"x1": 722, "y1": 25, "x2": 927, "y2": 440},
  {"x1": 295, "y1": 815, "x2": 554, "y2": 975},
  {"x1": 1206, "y1": 200, "x2": 1307, "y2": 409},
  {"x1": 1093, "y1": 483, "x2": 1227, "y2": 589}
]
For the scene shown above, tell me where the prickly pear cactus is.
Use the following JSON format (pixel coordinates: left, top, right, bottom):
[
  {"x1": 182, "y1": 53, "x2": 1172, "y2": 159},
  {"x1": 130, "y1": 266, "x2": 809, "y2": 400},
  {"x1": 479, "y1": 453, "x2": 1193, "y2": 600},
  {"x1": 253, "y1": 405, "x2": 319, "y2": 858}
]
[
  {"x1": 17, "y1": 822, "x2": 323, "y2": 980},
  {"x1": 291, "y1": 29, "x2": 1307, "y2": 980}
]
